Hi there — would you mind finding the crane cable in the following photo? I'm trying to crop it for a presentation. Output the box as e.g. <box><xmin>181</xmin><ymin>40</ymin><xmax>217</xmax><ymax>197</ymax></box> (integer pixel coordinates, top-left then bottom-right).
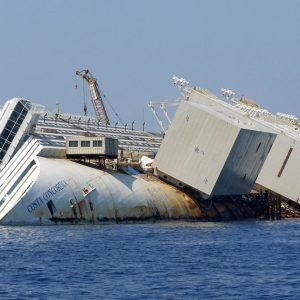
<box><xmin>75</xmin><ymin>74</ymin><xmax>87</xmax><ymax>116</ymax></box>
<box><xmin>74</xmin><ymin>73</ymin><xmax>88</xmax><ymax>116</ymax></box>
<box><xmin>82</xmin><ymin>77</ymin><xmax>88</xmax><ymax>116</ymax></box>
<box><xmin>102</xmin><ymin>93</ymin><xmax>124</xmax><ymax>126</ymax></box>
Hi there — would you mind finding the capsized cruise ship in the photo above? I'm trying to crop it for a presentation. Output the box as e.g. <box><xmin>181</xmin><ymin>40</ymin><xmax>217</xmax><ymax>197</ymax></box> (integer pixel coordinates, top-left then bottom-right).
<box><xmin>1</xmin><ymin>73</ymin><xmax>300</xmax><ymax>225</ymax></box>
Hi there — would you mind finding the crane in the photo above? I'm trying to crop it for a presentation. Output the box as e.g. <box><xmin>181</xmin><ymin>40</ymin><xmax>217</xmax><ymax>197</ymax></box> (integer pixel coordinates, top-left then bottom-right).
<box><xmin>76</xmin><ymin>69</ymin><xmax>110</xmax><ymax>125</ymax></box>
<box><xmin>148</xmin><ymin>101</ymin><xmax>166</xmax><ymax>133</ymax></box>
<box><xmin>148</xmin><ymin>99</ymin><xmax>182</xmax><ymax>133</ymax></box>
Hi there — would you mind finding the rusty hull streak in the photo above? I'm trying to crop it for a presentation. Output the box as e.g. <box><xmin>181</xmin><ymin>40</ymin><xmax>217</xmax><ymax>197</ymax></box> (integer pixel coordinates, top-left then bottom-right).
<box><xmin>145</xmin><ymin>176</ymin><xmax>203</xmax><ymax>219</ymax></box>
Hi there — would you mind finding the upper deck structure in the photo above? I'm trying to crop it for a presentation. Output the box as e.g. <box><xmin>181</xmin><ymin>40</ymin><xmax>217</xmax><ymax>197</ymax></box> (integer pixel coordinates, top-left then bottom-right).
<box><xmin>34</xmin><ymin>111</ymin><xmax>162</xmax><ymax>158</ymax></box>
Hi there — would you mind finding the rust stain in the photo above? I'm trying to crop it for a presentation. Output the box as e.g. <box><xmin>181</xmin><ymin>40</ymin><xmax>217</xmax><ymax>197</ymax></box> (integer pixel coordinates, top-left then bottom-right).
<box><xmin>187</xmin><ymin>199</ymin><xmax>198</xmax><ymax>210</ymax></box>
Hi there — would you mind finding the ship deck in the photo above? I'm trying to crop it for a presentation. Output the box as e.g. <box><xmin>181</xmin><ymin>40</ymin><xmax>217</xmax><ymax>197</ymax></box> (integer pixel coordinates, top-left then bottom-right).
<box><xmin>33</xmin><ymin>111</ymin><xmax>163</xmax><ymax>153</ymax></box>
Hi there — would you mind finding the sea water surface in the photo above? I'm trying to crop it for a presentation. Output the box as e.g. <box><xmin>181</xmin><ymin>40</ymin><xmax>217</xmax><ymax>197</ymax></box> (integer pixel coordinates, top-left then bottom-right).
<box><xmin>0</xmin><ymin>220</ymin><xmax>300</xmax><ymax>299</ymax></box>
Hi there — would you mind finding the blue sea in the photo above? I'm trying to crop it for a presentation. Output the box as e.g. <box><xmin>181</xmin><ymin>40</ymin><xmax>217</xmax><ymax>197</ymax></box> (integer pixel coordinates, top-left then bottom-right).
<box><xmin>0</xmin><ymin>220</ymin><xmax>300</xmax><ymax>299</ymax></box>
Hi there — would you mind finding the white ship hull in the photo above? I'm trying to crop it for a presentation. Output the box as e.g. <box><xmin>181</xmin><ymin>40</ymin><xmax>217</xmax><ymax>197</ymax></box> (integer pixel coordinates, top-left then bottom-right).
<box><xmin>0</xmin><ymin>157</ymin><xmax>201</xmax><ymax>225</ymax></box>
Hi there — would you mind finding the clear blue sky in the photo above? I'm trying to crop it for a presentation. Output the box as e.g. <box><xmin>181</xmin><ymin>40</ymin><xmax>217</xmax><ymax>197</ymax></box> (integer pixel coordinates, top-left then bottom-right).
<box><xmin>0</xmin><ymin>0</ymin><xmax>299</xmax><ymax>131</ymax></box>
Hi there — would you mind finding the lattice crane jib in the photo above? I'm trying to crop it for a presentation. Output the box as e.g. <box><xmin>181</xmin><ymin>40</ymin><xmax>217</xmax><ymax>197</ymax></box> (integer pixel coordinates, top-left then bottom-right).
<box><xmin>76</xmin><ymin>70</ymin><xmax>110</xmax><ymax>125</ymax></box>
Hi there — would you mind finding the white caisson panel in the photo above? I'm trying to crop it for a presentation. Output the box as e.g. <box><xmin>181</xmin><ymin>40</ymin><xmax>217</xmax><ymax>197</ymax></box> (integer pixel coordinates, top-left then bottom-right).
<box><xmin>256</xmin><ymin>133</ymin><xmax>300</xmax><ymax>202</ymax></box>
<box><xmin>154</xmin><ymin>89</ymin><xmax>276</xmax><ymax>198</ymax></box>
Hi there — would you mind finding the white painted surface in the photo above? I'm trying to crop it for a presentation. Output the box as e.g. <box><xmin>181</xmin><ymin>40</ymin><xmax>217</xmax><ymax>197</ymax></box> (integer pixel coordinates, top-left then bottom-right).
<box><xmin>257</xmin><ymin>134</ymin><xmax>300</xmax><ymax>201</ymax></box>
<box><xmin>0</xmin><ymin>157</ymin><xmax>201</xmax><ymax>224</ymax></box>
<box><xmin>66</xmin><ymin>136</ymin><xmax>118</xmax><ymax>156</ymax></box>
<box><xmin>0</xmin><ymin>98</ymin><xmax>43</xmax><ymax>168</ymax></box>
<box><xmin>154</xmin><ymin>90</ymin><xmax>276</xmax><ymax>197</ymax></box>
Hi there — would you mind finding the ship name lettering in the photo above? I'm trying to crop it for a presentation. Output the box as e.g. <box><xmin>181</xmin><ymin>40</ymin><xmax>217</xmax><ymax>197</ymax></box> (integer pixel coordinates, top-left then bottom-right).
<box><xmin>42</xmin><ymin>181</ymin><xmax>68</xmax><ymax>201</ymax></box>
<box><xmin>27</xmin><ymin>197</ymin><xmax>43</xmax><ymax>213</ymax></box>
<box><xmin>27</xmin><ymin>180</ymin><xmax>68</xmax><ymax>214</ymax></box>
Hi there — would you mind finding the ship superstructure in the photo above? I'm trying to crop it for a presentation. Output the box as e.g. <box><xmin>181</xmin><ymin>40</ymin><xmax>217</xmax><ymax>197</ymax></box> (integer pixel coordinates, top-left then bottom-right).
<box><xmin>34</xmin><ymin>110</ymin><xmax>163</xmax><ymax>158</ymax></box>
<box><xmin>0</xmin><ymin>98</ymin><xmax>43</xmax><ymax>169</ymax></box>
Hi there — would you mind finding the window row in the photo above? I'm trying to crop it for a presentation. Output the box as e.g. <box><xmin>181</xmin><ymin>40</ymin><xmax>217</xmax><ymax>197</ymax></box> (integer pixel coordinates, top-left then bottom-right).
<box><xmin>0</xmin><ymin>101</ymin><xmax>30</xmax><ymax>161</ymax></box>
<box><xmin>68</xmin><ymin>140</ymin><xmax>103</xmax><ymax>148</ymax></box>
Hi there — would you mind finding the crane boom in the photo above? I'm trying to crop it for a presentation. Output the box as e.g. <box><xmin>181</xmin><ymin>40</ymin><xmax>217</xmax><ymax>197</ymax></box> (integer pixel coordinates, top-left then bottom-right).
<box><xmin>148</xmin><ymin>101</ymin><xmax>166</xmax><ymax>133</ymax></box>
<box><xmin>148</xmin><ymin>99</ymin><xmax>181</xmax><ymax>132</ymax></box>
<box><xmin>76</xmin><ymin>69</ymin><xmax>110</xmax><ymax>124</ymax></box>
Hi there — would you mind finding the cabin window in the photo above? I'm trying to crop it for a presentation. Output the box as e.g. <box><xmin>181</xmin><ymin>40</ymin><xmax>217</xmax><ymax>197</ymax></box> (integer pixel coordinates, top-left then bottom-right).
<box><xmin>93</xmin><ymin>140</ymin><xmax>103</xmax><ymax>147</ymax></box>
<box><xmin>69</xmin><ymin>140</ymin><xmax>78</xmax><ymax>147</ymax></box>
<box><xmin>277</xmin><ymin>148</ymin><xmax>293</xmax><ymax>178</ymax></box>
<box><xmin>0</xmin><ymin>100</ymin><xmax>30</xmax><ymax>162</ymax></box>
<box><xmin>81</xmin><ymin>140</ymin><xmax>90</xmax><ymax>147</ymax></box>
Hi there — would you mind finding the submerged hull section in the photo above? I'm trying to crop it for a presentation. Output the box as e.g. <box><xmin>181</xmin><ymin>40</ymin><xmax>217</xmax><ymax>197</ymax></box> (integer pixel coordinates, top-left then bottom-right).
<box><xmin>1</xmin><ymin>157</ymin><xmax>202</xmax><ymax>225</ymax></box>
